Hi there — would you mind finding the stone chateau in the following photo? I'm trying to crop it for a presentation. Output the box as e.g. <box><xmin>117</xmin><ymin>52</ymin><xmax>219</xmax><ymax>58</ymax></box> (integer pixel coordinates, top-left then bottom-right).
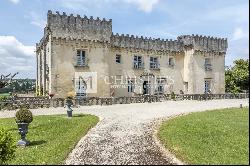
<box><xmin>36</xmin><ymin>10</ymin><xmax>228</xmax><ymax>98</ymax></box>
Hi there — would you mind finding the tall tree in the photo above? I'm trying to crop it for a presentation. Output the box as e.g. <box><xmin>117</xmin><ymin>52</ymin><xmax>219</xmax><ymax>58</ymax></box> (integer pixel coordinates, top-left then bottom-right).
<box><xmin>225</xmin><ymin>59</ymin><xmax>249</xmax><ymax>93</ymax></box>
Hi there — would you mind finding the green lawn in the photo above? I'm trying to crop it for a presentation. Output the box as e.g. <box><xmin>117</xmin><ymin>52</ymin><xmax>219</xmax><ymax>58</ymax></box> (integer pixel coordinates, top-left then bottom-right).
<box><xmin>158</xmin><ymin>107</ymin><xmax>249</xmax><ymax>165</ymax></box>
<box><xmin>0</xmin><ymin>114</ymin><xmax>99</xmax><ymax>165</ymax></box>
<box><xmin>0</xmin><ymin>93</ymin><xmax>10</xmax><ymax>97</ymax></box>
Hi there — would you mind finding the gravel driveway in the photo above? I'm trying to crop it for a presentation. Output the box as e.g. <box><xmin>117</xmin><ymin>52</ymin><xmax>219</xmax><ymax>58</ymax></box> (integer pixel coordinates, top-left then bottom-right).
<box><xmin>0</xmin><ymin>99</ymin><xmax>248</xmax><ymax>165</ymax></box>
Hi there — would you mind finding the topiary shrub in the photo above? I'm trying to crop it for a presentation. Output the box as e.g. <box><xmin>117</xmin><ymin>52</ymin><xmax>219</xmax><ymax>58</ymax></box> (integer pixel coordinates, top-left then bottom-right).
<box><xmin>15</xmin><ymin>108</ymin><xmax>33</xmax><ymax>123</ymax></box>
<box><xmin>0</xmin><ymin>128</ymin><xmax>16</xmax><ymax>164</ymax></box>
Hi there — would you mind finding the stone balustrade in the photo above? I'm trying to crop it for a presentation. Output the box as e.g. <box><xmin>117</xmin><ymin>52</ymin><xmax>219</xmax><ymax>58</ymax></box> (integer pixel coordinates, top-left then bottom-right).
<box><xmin>0</xmin><ymin>93</ymin><xmax>248</xmax><ymax>111</ymax></box>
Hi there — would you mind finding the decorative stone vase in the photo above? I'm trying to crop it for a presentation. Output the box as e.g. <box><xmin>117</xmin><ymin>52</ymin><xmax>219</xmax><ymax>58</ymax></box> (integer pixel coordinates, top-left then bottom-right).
<box><xmin>17</xmin><ymin>122</ymin><xmax>30</xmax><ymax>146</ymax></box>
<box><xmin>66</xmin><ymin>99</ymin><xmax>73</xmax><ymax>118</ymax></box>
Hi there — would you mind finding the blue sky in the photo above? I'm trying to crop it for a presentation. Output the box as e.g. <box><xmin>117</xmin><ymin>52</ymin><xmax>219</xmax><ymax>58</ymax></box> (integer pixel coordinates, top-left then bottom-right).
<box><xmin>0</xmin><ymin>0</ymin><xmax>249</xmax><ymax>78</ymax></box>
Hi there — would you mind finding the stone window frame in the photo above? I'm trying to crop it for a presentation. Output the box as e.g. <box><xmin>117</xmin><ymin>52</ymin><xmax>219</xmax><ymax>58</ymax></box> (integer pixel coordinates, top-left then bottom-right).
<box><xmin>133</xmin><ymin>55</ymin><xmax>144</xmax><ymax>69</ymax></box>
<box><xmin>168</xmin><ymin>57</ymin><xmax>175</xmax><ymax>68</ymax></box>
<box><xmin>74</xmin><ymin>77</ymin><xmax>87</xmax><ymax>97</ymax></box>
<box><xmin>155</xmin><ymin>78</ymin><xmax>166</xmax><ymax>94</ymax></box>
<box><xmin>127</xmin><ymin>80</ymin><xmax>135</xmax><ymax>93</ymax></box>
<box><xmin>204</xmin><ymin>58</ymin><xmax>212</xmax><ymax>71</ymax></box>
<box><xmin>75</xmin><ymin>49</ymin><xmax>89</xmax><ymax>67</ymax></box>
<box><xmin>204</xmin><ymin>78</ymin><xmax>212</xmax><ymax>94</ymax></box>
<box><xmin>150</xmin><ymin>56</ymin><xmax>160</xmax><ymax>69</ymax></box>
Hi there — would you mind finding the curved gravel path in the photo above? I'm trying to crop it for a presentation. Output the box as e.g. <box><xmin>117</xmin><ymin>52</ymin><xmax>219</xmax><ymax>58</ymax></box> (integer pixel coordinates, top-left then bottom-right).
<box><xmin>0</xmin><ymin>99</ymin><xmax>248</xmax><ymax>164</ymax></box>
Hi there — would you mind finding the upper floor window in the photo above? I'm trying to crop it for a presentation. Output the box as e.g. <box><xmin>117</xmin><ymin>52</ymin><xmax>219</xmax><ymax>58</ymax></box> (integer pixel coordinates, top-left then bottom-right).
<box><xmin>76</xmin><ymin>50</ymin><xmax>86</xmax><ymax>66</ymax></box>
<box><xmin>168</xmin><ymin>57</ymin><xmax>175</xmax><ymax>67</ymax></box>
<box><xmin>150</xmin><ymin>57</ymin><xmax>160</xmax><ymax>69</ymax></box>
<box><xmin>205</xmin><ymin>58</ymin><xmax>212</xmax><ymax>71</ymax></box>
<box><xmin>134</xmin><ymin>56</ymin><xmax>144</xmax><ymax>69</ymax></box>
<box><xmin>116</xmin><ymin>54</ymin><xmax>121</xmax><ymax>64</ymax></box>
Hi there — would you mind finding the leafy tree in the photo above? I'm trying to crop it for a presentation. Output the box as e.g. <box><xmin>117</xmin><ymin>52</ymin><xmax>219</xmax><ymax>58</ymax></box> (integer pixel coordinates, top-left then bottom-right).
<box><xmin>225</xmin><ymin>59</ymin><xmax>249</xmax><ymax>93</ymax></box>
<box><xmin>0</xmin><ymin>73</ymin><xmax>18</xmax><ymax>89</ymax></box>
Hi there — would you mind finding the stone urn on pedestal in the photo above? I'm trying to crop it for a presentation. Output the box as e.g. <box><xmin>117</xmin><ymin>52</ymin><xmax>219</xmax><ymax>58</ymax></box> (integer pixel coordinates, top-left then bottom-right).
<box><xmin>15</xmin><ymin>108</ymin><xmax>33</xmax><ymax>146</ymax></box>
<box><xmin>65</xmin><ymin>96</ymin><xmax>74</xmax><ymax>118</ymax></box>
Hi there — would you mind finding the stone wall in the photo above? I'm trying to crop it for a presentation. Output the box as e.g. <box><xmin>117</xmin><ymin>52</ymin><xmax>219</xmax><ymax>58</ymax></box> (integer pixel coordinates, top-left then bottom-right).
<box><xmin>47</xmin><ymin>10</ymin><xmax>112</xmax><ymax>42</ymax></box>
<box><xmin>111</xmin><ymin>33</ymin><xmax>183</xmax><ymax>52</ymax></box>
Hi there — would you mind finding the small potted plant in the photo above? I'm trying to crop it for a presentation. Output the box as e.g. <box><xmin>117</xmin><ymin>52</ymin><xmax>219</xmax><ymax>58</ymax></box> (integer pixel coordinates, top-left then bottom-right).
<box><xmin>170</xmin><ymin>91</ymin><xmax>176</xmax><ymax>101</ymax></box>
<box><xmin>15</xmin><ymin>107</ymin><xmax>33</xmax><ymax>146</ymax></box>
<box><xmin>65</xmin><ymin>91</ymin><xmax>75</xmax><ymax>118</ymax></box>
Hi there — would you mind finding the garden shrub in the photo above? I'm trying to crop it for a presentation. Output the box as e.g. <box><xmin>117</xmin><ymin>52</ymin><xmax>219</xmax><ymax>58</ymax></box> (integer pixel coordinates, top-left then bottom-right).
<box><xmin>0</xmin><ymin>128</ymin><xmax>16</xmax><ymax>164</ymax></box>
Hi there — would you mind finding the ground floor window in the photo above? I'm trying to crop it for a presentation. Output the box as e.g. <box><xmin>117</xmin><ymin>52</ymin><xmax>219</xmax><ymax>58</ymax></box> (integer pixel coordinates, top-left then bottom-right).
<box><xmin>75</xmin><ymin>77</ymin><xmax>87</xmax><ymax>97</ymax></box>
<box><xmin>204</xmin><ymin>79</ymin><xmax>211</xmax><ymax>94</ymax></box>
<box><xmin>128</xmin><ymin>80</ymin><xmax>135</xmax><ymax>92</ymax></box>
<box><xmin>156</xmin><ymin>79</ymin><xmax>165</xmax><ymax>94</ymax></box>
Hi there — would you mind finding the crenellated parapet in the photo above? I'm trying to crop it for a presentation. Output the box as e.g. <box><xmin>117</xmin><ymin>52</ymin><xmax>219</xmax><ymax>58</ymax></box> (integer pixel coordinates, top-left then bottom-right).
<box><xmin>111</xmin><ymin>33</ymin><xmax>183</xmax><ymax>52</ymax></box>
<box><xmin>47</xmin><ymin>10</ymin><xmax>112</xmax><ymax>42</ymax></box>
<box><xmin>37</xmin><ymin>10</ymin><xmax>228</xmax><ymax>54</ymax></box>
<box><xmin>177</xmin><ymin>34</ymin><xmax>228</xmax><ymax>53</ymax></box>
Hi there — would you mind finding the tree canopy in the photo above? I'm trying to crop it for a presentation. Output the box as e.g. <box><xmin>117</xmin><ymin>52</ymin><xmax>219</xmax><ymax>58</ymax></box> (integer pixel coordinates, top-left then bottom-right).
<box><xmin>0</xmin><ymin>73</ymin><xmax>18</xmax><ymax>89</ymax></box>
<box><xmin>225</xmin><ymin>59</ymin><xmax>249</xmax><ymax>93</ymax></box>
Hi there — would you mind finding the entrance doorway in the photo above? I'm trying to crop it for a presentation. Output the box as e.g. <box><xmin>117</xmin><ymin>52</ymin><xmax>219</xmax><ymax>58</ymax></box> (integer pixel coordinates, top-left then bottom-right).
<box><xmin>143</xmin><ymin>81</ymin><xmax>150</xmax><ymax>94</ymax></box>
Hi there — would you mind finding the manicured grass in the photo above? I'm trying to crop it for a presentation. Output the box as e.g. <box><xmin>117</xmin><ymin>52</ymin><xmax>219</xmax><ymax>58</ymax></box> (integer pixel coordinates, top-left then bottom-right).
<box><xmin>0</xmin><ymin>93</ymin><xmax>10</xmax><ymax>97</ymax></box>
<box><xmin>158</xmin><ymin>107</ymin><xmax>249</xmax><ymax>165</ymax></box>
<box><xmin>0</xmin><ymin>114</ymin><xmax>99</xmax><ymax>165</ymax></box>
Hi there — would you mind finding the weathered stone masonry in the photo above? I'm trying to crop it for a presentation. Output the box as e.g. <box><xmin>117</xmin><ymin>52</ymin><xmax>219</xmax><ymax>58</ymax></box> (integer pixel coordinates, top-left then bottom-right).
<box><xmin>36</xmin><ymin>10</ymin><xmax>227</xmax><ymax>98</ymax></box>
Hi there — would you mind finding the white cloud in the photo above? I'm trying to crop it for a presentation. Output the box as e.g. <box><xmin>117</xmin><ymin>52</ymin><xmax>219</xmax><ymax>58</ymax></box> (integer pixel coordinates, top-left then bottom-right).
<box><xmin>124</xmin><ymin>0</ymin><xmax>159</xmax><ymax>12</ymax></box>
<box><xmin>232</xmin><ymin>27</ymin><xmax>246</xmax><ymax>41</ymax></box>
<box><xmin>29</xmin><ymin>11</ymin><xmax>46</xmax><ymax>29</ymax></box>
<box><xmin>8</xmin><ymin>0</ymin><xmax>19</xmax><ymax>4</ymax></box>
<box><xmin>0</xmin><ymin>36</ymin><xmax>35</xmax><ymax>78</ymax></box>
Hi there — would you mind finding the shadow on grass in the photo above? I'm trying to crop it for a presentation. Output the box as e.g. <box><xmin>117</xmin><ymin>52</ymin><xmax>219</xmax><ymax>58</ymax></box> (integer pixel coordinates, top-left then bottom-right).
<box><xmin>73</xmin><ymin>114</ymin><xmax>87</xmax><ymax>117</ymax></box>
<box><xmin>29</xmin><ymin>140</ymin><xmax>47</xmax><ymax>146</ymax></box>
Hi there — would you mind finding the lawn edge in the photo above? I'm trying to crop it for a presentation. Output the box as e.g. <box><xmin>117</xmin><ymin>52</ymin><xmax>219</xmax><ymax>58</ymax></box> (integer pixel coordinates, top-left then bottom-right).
<box><xmin>152</xmin><ymin>114</ymin><xmax>189</xmax><ymax>165</ymax></box>
<box><xmin>63</xmin><ymin>115</ymin><xmax>103</xmax><ymax>164</ymax></box>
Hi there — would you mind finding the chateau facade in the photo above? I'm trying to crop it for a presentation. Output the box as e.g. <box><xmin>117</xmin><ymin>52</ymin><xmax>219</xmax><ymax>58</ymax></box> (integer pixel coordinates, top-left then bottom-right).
<box><xmin>36</xmin><ymin>11</ymin><xmax>228</xmax><ymax>98</ymax></box>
